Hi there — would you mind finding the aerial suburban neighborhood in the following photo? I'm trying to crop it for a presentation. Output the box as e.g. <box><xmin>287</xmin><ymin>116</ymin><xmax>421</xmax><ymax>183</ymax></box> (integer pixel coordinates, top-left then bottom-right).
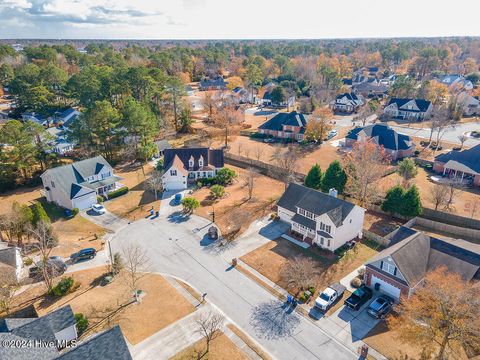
<box><xmin>0</xmin><ymin>2</ymin><xmax>480</xmax><ymax>360</ymax></box>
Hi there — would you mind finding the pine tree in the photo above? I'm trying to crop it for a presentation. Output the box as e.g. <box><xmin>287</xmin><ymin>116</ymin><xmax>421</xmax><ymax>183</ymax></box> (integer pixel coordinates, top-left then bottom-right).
<box><xmin>401</xmin><ymin>185</ymin><xmax>423</xmax><ymax>217</ymax></box>
<box><xmin>304</xmin><ymin>164</ymin><xmax>323</xmax><ymax>190</ymax></box>
<box><xmin>381</xmin><ymin>185</ymin><xmax>405</xmax><ymax>215</ymax></box>
<box><xmin>32</xmin><ymin>202</ymin><xmax>50</xmax><ymax>226</ymax></box>
<box><xmin>321</xmin><ymin>160</ymin><xmax>347</xmax><ymax>193</ymax></box>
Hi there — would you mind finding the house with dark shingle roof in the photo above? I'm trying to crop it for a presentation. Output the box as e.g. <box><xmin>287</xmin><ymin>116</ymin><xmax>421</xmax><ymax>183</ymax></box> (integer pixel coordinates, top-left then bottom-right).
<box><xmin>330</xmin><ymin>92</ymin><xmax>365</xmax><ymax>114</ymax></box>
<box><xmin>365</xmin><ymin>227</ymin><xmax>480</xmax><ymax>300</ymax></box>
<box><xmin>0</xmin><ymin>306</ymin><xmax>132</xmax><ymax>360</ymax></box>
<box><xmin>199</xmin><ymin>76</ymin><xmax>228</xmax><ymax>91</ymax></box>
<box><xmin>352</xmin><ymin>82</ymin><xmax>389</xmax><ymax>99</ymax></box>
<box><xmin>433</xmin><ymin>144</ymin><xmax>480</xmax><ymax>186</ymax></box>
<box><xmin>277</xmin><ymin>183</ymin><xmax>365</xmax><ymax>250</ymax></box>
<box><xmin>345</xmin><ymin>124</ymin><xmax>415</xmax><ymax>160</ymax></box>
<box><xmin>258</xmin><ymin>111</ymin><xmax>308</xmax><ymax>141</ymax></box>
<box><xmin>162</xmin><ymin>148</ymin><xmax>224</xmax><ymax>190</ymax></box>
<box><xmin>41</xmin><ymin>156</ymin><xmax>122</xmax><ymax>210</ymax></box>
<box><xmin>383</xmin><ymin>98</ymin><xmax>433</xmax><ymax>121</ymax></box>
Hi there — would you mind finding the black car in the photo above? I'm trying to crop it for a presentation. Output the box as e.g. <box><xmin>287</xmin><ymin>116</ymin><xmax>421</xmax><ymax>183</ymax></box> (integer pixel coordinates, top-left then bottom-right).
<box><xmin>70</xmin><ymin>248</ymin><xmax>97</xmax><ymax>262</ymax></box>
<box><xmin>367</xmin><ymin>296</ymin><xmax>393</xmax><ymax>319</ymax></box>
<box><xmin>344</xmin><ymin>285</ymin><xmax>373</xmax><ymax>310</ymax></box>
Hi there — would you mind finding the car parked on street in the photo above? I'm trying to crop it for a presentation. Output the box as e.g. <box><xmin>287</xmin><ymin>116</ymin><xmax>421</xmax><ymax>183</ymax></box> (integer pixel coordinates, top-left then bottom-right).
<box><xmin>70</xmin><ymin>248</ymin><xmax>97</xmax><ymax>262</ymax></box>
<box><xmin>367</xmin><ymin>295</ymin><xmax>393</xmax><ymax>319</ymax></box>
<box><xmin>92</xmin><ymin>204</ymin><xmax>106</xmax><ymax>215</ymax></box>
<box><xmin>344</xmin><ymin>285</ymin><xmax>373</xmax><ymax>310</ymax></box>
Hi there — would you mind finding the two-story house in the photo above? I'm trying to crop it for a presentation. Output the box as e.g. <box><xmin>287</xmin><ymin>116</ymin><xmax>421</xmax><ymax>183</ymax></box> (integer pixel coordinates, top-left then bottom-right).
<box><xmin>41</xmin><ymin>156</ymin><xmax>122</xmax><ymax>210</ymax></box>
<box><xmin>199</xmin><ymin>76</ymin><xmax>228</xmax><ymax>91</ymax></box>
<box><xmin>438</xmin><ymin>74</ymin><xmax>474</xmax><ymax>91</ymax></box>
<box><xmin>365</xmin><ymin>227</ymin><xmax>480</xmax><ymax>301</ymax></box>
<box><xmin>276</xmin><ymin>183</ymin><xmax>365</xmax><ymax>251</ymax></box>
<box><xmin>457</xmin><ymin>92</ymin><xmax>480</xmax><ymax>116</ymax></box>
<box><xmin>330</xmin><ymin>92</ymin><xmax>365</xmax><ymax>114</ymax></box>
<box><xmin>383</xmin><ymin>98</ymin><xmax>433</xmax><ymax>121</ymax></box>
<box><xmin>162</xmin><ymin>148</ymin><xmax>224</xmax><ymax>191</ymax></box>
<box><xmin>258</xmin><ymin>111</ymin><xmax>308</xmax><ymax>141</ymax></box>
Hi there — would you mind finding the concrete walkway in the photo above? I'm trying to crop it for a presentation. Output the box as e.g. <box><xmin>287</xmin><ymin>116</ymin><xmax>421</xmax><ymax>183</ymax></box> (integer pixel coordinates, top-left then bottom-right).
<box><xmin>80</xmin><ymin>209</ymin><xmax>128</xmax><ymax>232</ymax></box>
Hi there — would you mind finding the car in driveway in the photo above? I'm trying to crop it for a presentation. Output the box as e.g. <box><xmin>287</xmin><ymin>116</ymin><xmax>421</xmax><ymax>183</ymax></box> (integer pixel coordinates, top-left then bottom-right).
<box><xmin>367</xmin><ymin>295</ymin><xmax>393</xmax><ymax>319</ymax></box>
<box><xmin>92</xmin><ymin>204</ymin><xmax>106</xmax><ymax>215</ymax></box>
<box><xmin>327</xmin><ymin>129</ymin><xmax>338</xmax><ymax>139</ymax></box>
<box><xmin>344</xmin><ymin>285</ymin><xmax>373</xmax><ymax>310</ymax></box>
<box><xmin>70</xmin><ymin>248</ymin><xmax>97</xmax><ymax>262</ymax></box>
<box><xmin>314</xmin><ymin>283</ymin><xmax>346</xmax><ymax>312</ymax></box>
<box><xmin>29</xmin><ymin>258</ymin><xmax>67</xmax><ymax>278</ymax></box>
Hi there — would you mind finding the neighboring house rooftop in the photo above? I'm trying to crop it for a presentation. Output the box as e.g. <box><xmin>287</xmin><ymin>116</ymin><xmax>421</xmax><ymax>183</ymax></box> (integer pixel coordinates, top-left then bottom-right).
<box><xmin>154</xmin><ymin>139</ymin><xmax>172</xmax><ymax>152</ymax></box>
<box><xmin>346</xmin><ymin>124</ymin><xmax>413</xmax><ymax>151</ymax></box>
<box><xmin>332</xmin><ymin>92</ymin><xmax>364</xmax><ymax>106</ymax></box>
<box><xmin>258</xmin><ymin>111</ymin><xmax>308</xmax><ymax>132</ymax></box>
<box><xmin>57</xmin><ymin>325</ymin><xmax>132</xmax><ymax>360</ymax></box>
<box><xmin>200</xmin><ymin>76</ymin><xmax>227</xmax><ymax>88</ymax></box>
<box><xmin>367</xmin><ymin>227</ymin><xmax>480</xmax><ymax>287</ymax></box>
<box><xmin>277</xmin><ymin>183</ymin><xmax>356</xmax><ymax>228</ymax></box>
<box><xmin>435</xmin><ymin>144</ymin><xmax>480</xmax><ymax>173</ymax></box>
<box><xmin>0</xmin><ymin>245</ymin><xmax>18</xmax><ymax>268</ymax></box>
<box><xmin>353</xmin><ymin>82</ymin><xmax>388</xmax><ymax>94</ymax></box>
<box><xmin>386</xmin><ymin>98</ymin><xmax>432</xmax><ymax>113</ymax></box>
<box><xmin>164</xmin><ymin>148</ymin><xmax>224</xmax><ymax>172</ymax></box>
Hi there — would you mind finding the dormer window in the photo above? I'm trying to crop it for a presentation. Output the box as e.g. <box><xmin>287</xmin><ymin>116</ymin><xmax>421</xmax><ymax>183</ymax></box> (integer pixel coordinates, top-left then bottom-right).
<box><xmin>381</xmin><ymin>261</ymin><xmax>397</xmax><ymax>275</ymax></box>
<box><xmin>87</xmin><ymin>175</ymin><xmax>95</xmax><ymax>182</ymax></box>
<box><xmin>188</xmin><ymin>157</ymin><xmax>194</xmax><ymax>168</ymax></box>
<box><xmin>199</xmin><ymin>156</ymin><xmax>204</xmax><ymax>167</ymax></box>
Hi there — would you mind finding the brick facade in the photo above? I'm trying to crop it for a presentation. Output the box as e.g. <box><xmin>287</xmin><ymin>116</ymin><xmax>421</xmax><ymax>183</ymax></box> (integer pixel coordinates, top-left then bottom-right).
<box><xmin>365</xmin><ymin>266</ymin><xmax>411</xmax><ymax>299</ymax></box>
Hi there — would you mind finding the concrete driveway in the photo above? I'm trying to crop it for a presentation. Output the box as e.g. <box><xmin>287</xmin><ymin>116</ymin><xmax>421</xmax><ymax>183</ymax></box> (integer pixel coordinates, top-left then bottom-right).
<box><xmin>110</xmin><ymin>214</ymin><xmax>358</xmax><ymax>360</ymax></box>
<box><xmin>81</xmin><ymin>209</ymin><xmax>128</xmax><ymax>232</ymax></box>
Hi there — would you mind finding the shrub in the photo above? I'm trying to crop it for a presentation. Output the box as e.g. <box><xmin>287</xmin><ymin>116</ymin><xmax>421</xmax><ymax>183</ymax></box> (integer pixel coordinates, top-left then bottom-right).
<box><xmin>96</xmin><ymin>196</ymin><xmax>104</xmax><ymax>203</ymax></box>
<box><xmin>23</xmin><ymin>257</ymin><xmax>33</xmax><ymax>266</ymax></box>
<box><xmin>298</xmin><ymin>293</ymin><xmax>307</xmax><ymax>302</ymax></box>
<box><xmin>210</xmin><ymin>184</ymin><xmax>225</xmax><ymax>199</ymax></box>
<box><xmin>414</xmin><ymin>150</ymin><xmax>420</xmax><ymax>156</ymax></box>
<box><xmin>198</xmin><ymin>177</ymin><xmax>217</xmax><ymax>187</ymax></box>
<box><xmin>357</xmin><ymin>268</ymin><xmax>366</xmax><ymax>277</ymax></box>
<box><xmin>72</xmin><ymin>208</ymin><xmax>79</xmax><ymax>216</ymax></box>
<box><xmin>308</xmin><ymin>286</ymin><xmax>316</xmax><ymax>295</ymax></box>
<box><xmin>74</xmin><ymin>313</ymin><xmax>89</xmax><ymax>335</ymax></box>
<box><xmin>32</xmin><ymin>202</ymin><xmax>50</xmax><ymax>226</ymax></box>
<box><xmin>350</xmin><ymin>277</ymin><xmax>362</xmax><ymax>288</ymax></box>
<box><xmin>51</xmin><ymin>277</ymin><xmax>75</xmax><ymax>296</ymax></box>
<box><xmin>181</xmin><ymin>197</ymin><xmax>200</xmax><ymax>214</ymax></box>
<box><xmin>107</xmin><ymin>187</ymin><xmax>129</xmax><ymax>199</ymax></box>
<box><xmin>216</xmin><ymin>168</ymin><xmax>237</xmax><ymax>185</ymax></box>
<box><xmin>156</xmin><ymin>158</ymin><xmax>164</xmax><ymax>171</ymax></box>
<box><xmin>111</xmin><ymin>252</ymin><xmax>123</xmax><ymax>275</ymax></box>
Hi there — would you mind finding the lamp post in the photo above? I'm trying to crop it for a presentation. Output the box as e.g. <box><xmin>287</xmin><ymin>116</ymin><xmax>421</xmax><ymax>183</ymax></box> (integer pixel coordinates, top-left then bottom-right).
<box><xmin>211</xmin><ymin>205</ymin><xmax>215</xmax><ymax>223</ymax></box>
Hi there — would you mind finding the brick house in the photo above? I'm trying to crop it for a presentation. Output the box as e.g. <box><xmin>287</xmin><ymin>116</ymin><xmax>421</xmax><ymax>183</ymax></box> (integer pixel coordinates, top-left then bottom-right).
<box><xmin>433</xmin><ymin>144</ymin><xmax>480</xmax><ymax>187</ymax></box>
<box><xmin>258</xmin><ymin>111</ymin><xmax>308</xmax><ymax>141</ymax></box>
<box><xmin>345</xmin><ymin>124</ymin><xmax>415</xmax><ymax>160</ymax></box>
<box><xmin>365</xmin><ymin>227</ymin><xmax>480</xmax><ymax>301</ymax></box>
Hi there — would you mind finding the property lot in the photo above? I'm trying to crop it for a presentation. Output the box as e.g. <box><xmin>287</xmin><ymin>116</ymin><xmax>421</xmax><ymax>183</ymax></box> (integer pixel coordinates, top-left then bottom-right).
<box><xmin>170</xmin><ymin>333</ymin><xmax>248</xmax><ymax>360</ymax></box>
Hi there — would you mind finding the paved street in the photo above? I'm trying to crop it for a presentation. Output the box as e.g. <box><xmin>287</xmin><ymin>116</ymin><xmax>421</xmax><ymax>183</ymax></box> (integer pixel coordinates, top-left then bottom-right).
<box><xmin>109</xmin><ymin>203</ymin><xmax>358</xmax><ymax>360</ymax></box>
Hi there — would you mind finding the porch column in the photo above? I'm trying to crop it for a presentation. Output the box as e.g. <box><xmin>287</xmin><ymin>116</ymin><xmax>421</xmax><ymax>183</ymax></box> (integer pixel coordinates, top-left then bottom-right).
<box><xmin>461</xmin><ymin>172</ymin><xmax>465</xmax><ymax>180</ymax></box>
<box><xmin>443</xmin><ymin>167</ymin><xmax>446</xmax><ymax>175</ymax></box>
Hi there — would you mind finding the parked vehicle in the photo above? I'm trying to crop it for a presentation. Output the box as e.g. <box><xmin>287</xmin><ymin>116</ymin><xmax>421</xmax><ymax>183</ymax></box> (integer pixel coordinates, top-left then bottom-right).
<box><xmin>92</xmin><ymin>204</ymin><xmax>106</xmax><ymax>215</ymax></box>
<box><xmin>314</xmin><ymin>283</ymin><xmax>346</xmax><ymax>311</ymax></box>
<box><xmin>367</xmin><ymin>295</ymin><xmax>393</xmax><ymax>319</ymax></box>
<box><xmin>29</xmin><ymin>258</ymin><xmax>67</xmax><ymax>278</ymax></box>
<box><xmin>174</xmin><ymin>193</ymin><xmax>183</xmax><ymax>205</ymax></box>
<box><xmin>208</xmin><ymin>226</ymin><xmax>218</xmax><ymax>240</ymax></box>
<box><xmin>263</xmin><ymin>137</ymin><xmax>275</xmax><ymax>143</ymax></box>
<box><xmin>70</xmin><ymin>248</ymin><xmax>97</xmax><ymax>262</ymax></box>
<box><xmin>344</xmin><ymin>285</ymin><xmax>373</xmax><ymax>310</ymax></box>
<box><xmin>327</xmin><ymin>130</ymin><xmax>338</xmax><ymax>139</ymax></box>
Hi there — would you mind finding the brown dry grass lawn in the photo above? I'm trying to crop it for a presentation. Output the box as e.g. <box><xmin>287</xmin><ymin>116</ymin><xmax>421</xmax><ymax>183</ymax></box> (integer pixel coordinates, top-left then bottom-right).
<box><xmin>170</xmin><ymin>333</ymin><xmax>248</xmax><ymax>360</ymax></box>
<box><xmin>12</xmin><ymin>268</ymin><xmax>195</xmax><ymax>345</ymax></box>
<box><xmin>104</xmin><ymin>162</ymin><xmax>161</xmax><ymax>221</ymax></box>
<box><xmin>240</xmin><ymin>238</ymin><xmax>379</xmax><ymax>298</ymax></box>
<box><xmin>193</xmin><ymin>165</ymin><xmax>284</xmax><ymax>238</ymax></box>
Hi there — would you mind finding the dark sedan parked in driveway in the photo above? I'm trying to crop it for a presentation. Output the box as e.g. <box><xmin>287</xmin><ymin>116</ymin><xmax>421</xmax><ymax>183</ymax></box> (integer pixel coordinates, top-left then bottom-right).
<box><xmin>344</xmin><ymin>285</ymin><xmax>373</xmax><ymax>310</ymax></box>
<box><xmin>367</xmin><ymin>295</ymin><xmax>393</xmax><ymax>319</ymax></box>
<box><xmin>70</xmin><ymin>248</ymin><xmax>97</xmax><ymax>262</ymax></box>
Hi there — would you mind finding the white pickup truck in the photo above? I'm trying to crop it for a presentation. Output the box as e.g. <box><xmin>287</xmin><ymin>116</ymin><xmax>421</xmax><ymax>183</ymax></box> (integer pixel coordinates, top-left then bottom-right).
<box><xmin>314</xmin><ymin>283</ymin><xmax>346</xmax><ymax>312</ymax></box>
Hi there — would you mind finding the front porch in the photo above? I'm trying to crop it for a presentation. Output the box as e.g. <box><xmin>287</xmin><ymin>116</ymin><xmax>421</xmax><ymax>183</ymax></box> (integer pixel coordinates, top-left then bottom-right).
<box><xmin>83</xmin><ymin>175</ymin><xmax>124</xmax><ymax>196</ymax></box>
<box><xmin>290</xmin><ymin>222</ymin><xmax>316</xmax><ymax>245</ymax></box>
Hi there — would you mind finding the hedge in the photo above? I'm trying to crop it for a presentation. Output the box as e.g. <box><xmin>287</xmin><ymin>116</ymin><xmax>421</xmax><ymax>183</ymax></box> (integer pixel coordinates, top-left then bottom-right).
<box><xmin>108</xmin><ymin>187</ymin><xmax>129</xmax><ymax>199</ymax></box>
<box><xmin>51</xmin><ymin>277</ymin><xmax>74</xmax><ymax>296</ymax></box>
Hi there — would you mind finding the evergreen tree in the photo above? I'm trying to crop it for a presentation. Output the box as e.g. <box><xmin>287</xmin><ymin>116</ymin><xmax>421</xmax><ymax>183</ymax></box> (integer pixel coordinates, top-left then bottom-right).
<box><xmin>401</xmin><ymin>185</ymin><xmax>423</xmax><ymax>217</ymax></box>
<box><xmin>32</xmin><ymin>202</ymin><xmax>50</xmax><ymax>226</ymax></box>
<box><xmin>304</xmin><ymin>164</ymin><xmax>323</xmax><ymax>190</ymax></box>
<box><xmin>321</xmin><ymin>160</ymin><xmax>347</xmax><ymax>193</ymax></box>
<box><xmin>381</xmin><ymin>185</ymin><xmax>405</xmax><ymax>215</ymax></box>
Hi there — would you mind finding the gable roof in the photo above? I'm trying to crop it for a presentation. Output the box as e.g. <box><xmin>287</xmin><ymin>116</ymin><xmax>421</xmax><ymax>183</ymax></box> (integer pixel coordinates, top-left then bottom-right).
<box><xmin>386</xmin><ymin>98</ymin><xmax>431</xmax><ymax>113</ymax></box>
<box><xmin>57</xmin><ymin>326</ymin><xmax>132</xmax><ymax>360</ymax></box>
<box><xmin>0</xmin><ymin>245</ymin><xmax>18</xmax><ymax>267</ymax></box>
<box><xmin>277</xmin><ymin>183</ymin><xmax>358</xmax><ymax>228</ymax></box>
<box><xmin>435</xmin><ymin>144</ymin><xmax>480</xmax><ymax>173</ymax></box>
<box><xmin>200</xmin><ymin>76</ymin><xmax>227</xmax><ymax>88</ymax></box>
<box><xmin>332</xmin><ymin>92</ymin><xmax>364</xmax><ymax>106</ymax></box>
<box><xmin>258</xmin><ymin>111</ymin><xmax>308</xmax><ymax>132</ymax></box>
<box><xmin>353</xmin><ymin>82</ymin><xmax>389</xmax><ymax>94</ymax></box>
<box><xmin>346</xmin><ymin>124</ymin><xmax>413</xmax><ymax>151</ymax></box>
<box><xmin>367</xmin><ymin>228</ymin><xmax>480</xmax><ymax>286</ymax></box>
<box><xmin>41</xmin><ymin>156</ymin><xmax>112</xmax><ymax>200</ymax></box>
<box><xmin>164</xmin><ymin>148</ymin><xmax>224</xmax><ymax>172</ymax></box>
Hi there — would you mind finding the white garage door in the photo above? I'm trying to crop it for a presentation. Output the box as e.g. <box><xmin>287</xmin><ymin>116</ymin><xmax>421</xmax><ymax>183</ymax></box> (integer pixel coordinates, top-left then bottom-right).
<box><xmin>165</xmin><ymin>180</ymin><xmax>187</xmax><ymax>191</ymax></box>
<box><xmin>371</xmin><ymin>275</ymin><xmax>401</xmax><ymax>300</ymax></box>
<box><xmin>72</xmin><ymin>192</ymin><xmax>97</xmax><ymax>210</ymax></box>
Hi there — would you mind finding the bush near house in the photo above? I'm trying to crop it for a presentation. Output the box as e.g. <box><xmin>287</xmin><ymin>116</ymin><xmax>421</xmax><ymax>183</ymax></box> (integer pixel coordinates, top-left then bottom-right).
<box><xmin>51</xmin><ymin>277</ymin><xmax>75</xmax><ymax>296</ymax></box>
<box><xmin>96</xmin><ymin>196</ymin><xmax>104</xmax><ymax>203</ymax></box>
<box><xmin>72</xmin><ymin>207</ymin><xmax>80</xmax><ymax>216</ymax></box>
<box><xmin>74</xmin><ymin>313</ymin><xmax>89</xmax><ymax>335</ymax></box>
<box><xmin>215</xmin><ymin>168</ymin><xmax>237</xmax><ymax>186</ymax></box>
<box><xmin>107</xmin><ymin>187</ymin><xmax>129</xmax><ymax>200</ymax></box>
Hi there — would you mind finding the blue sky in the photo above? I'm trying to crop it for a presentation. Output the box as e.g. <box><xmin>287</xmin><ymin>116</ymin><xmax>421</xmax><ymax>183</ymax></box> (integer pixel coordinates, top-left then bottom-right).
<box><xmin>0</xmin><ymin>0</ymin><xmax>479</xmax><ymax>39</ymax></box>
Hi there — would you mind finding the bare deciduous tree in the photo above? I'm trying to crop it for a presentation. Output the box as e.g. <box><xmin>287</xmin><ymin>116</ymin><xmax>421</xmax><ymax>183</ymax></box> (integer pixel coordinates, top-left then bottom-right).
<box><xmin>444</xmin><ymin>179</ymin><xmax>463</xmax><ymax>212</ymax></box>
<box><xmin>429</xmin><ymin>184</ymin><xmax>449</xmax><ymax>211</ymax></box>
<box><xmin>304</xmin><ymin>107</ymin><xmax>333</xmax><ymax>142</ymax></box>
<box><xmin>122</xmin><ymin>244</ymin><xmax>151</xmax><ymax>302</ymax></box>
<box><xmin>196</xmin><ymin>311</ymin><xmax>225</xmax><ymax>357</ymax></box>
<box><xmin>458</xmin><ymin>134</ymin><xmax>468</xmax><ymax>149</ymax></box>
<box><xmin>254</xmin><ymin>146</ymin><xmax>264</xmax><ymax>162</ymax></box>
<box><xmin>0</xmin><ymin>271</ymin><xmax>20</xmax><ymax>315</ymax></box>
<box><xmin>271</xmin><ymin>145</ymin><xmax>299</xmax><ymax>188</ymax></box>
<box><xmin>201</xmin><ymin>91</ymin><xmax>217</xmax><ymax>122</ymax></box>
<box><xmin>236</xmin><ymin>141</ymin><xmax>243</xmax><ymax>156</ymax></box>
<box><xmin>280</xmin><ymin>256</ymin><xmax>319</xmax><ymax>292</ymax></box>
<box><xmin>428</xmin><ymin>106</ymin><xmax>456</xmax><ymax>153</ymax></box>
<box><xmin>213</xmin><ymin>98</ymin><xmax>243</xmax><ymax>148</ymax></box>
<box><xmin>243</xmin><ymin>168</ymin><xmax>257</xmax><ymax>200</ymax></box>
<box><xmin>145</xmin><ymin>170</ymin><xmax>164</xmax><ymax>199</ymax></box>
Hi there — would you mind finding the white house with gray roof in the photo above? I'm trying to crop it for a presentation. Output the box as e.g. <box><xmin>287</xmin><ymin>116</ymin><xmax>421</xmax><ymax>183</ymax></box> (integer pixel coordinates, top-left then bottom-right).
<box><xmin>41</xmin><ymin>156</ymin><xmax>122</xmax><ymax>210</ymax></box>
<box><xmin>277</xmin><ymin>183</ymin><xmax>365</xmax><ymax>251</ymax></box>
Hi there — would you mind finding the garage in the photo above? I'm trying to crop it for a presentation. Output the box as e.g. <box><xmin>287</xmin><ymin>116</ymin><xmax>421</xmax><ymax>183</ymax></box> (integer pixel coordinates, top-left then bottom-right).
<box><xmin>163</xmin><ymin>179</ymin><xmax>187</xmax><ymax>191</ymax></box>
<box><xmin>371</xmin><ymin>275</ymin><xmax>401</xmax><ymax>300</ymax></box>
<box><xmin>72</xmin><ymin>192</ymin><xmax>97</xmax><ymax>210</ymax></box>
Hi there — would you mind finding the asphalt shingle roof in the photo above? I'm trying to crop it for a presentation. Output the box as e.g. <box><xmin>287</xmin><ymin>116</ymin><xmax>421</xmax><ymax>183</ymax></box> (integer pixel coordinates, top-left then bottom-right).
<box><xmin>164</xmin><ymin>148</ymin><xmax>224</xmax><ymax>172</ymax></box>
<box><xmin>346</xmin><ymin>124</ymin><xmax>413</xmax><ymax>151</ymax></box>
<box><xmin>435</xmin><ymin>144</ymin><xmax>480</xmax><ymax>173</ymax></box>
<box><xmin>386</xmin><ymin>98</ymin><xmax>431</xmax><ymax>113</ymax></box>
<box><xmin>258</xmin><ymin>111</ymin><xmax>308</xmax><ymax>132</ymax></box>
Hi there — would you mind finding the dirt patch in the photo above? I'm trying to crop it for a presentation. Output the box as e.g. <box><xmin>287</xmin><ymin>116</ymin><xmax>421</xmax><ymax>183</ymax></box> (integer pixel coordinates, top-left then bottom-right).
<box><xmin>240</xmin><ymin>238</ymin><xmax>378</xmax><ymax>299</ymax></box>
<box><xmin>12</xmin><ymin>268</ymin><xmax>195</xmax><ymax>345</ymax></box>
<box><xmin>170</xmin><ymin>333</ymin><xmax>248</xmax><ymax>360</ymax></box>
<box><xmin>0</xmin><ymin>186</ymin><xmax>43</xmax><ymax>215</ymax></box>
<box><xmin>364</xmin><ymin>211</ymin><xmax>403</xmax><ymax>236</ymax></box>
<box><xmin>193</xmin><ymin>165</ymin><xmax>284</xmax><ymax>238</ymax></box>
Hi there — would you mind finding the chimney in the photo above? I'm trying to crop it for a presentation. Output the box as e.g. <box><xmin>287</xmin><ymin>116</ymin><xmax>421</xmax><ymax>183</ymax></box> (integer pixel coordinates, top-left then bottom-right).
<box><xmin>328</xmin><ymin>188</ymin><xmax>338</xmax><ymax>198</ymax></box>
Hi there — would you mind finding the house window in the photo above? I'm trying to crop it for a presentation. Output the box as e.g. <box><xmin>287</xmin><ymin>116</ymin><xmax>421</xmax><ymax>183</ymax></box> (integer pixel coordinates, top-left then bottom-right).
<box><xmin>381</xmin><ymin>261</ymin><xmax>396</xmax><ymax>275</ymax></box>
<box><xmin>327</xmin><ymin>240</ymin><xmax>331</xmax><ymax>247</ymax></box>
<box><xmin>189</xmin><ymin>159</ymin><xmax>194</xmax><ymax>168</ymax></box>
<box><xmin>325</xmin><ymin>225</ymin><xmax>331</xmax><ymax>234</ymax></box>
<box><xmin>51</xmin><ymin>181</ymin><xmax>55</xmax><ymax>188</ymax></box>
<box><xmin>320</xmin><ymin>237</ymin><xmax>324</xmax><ymax>245</ymax></box>
<box><xmin>199</xmin><ymin>158</ymin><xmax>204</xmax><ymax>167</ymax></box>
<box><xmin>320</xmin><ymin>222</ymin><xmax>325</xmax><ymax>231</ymax></box>
<box><xmin>170</xmin><ymin>169</ymin><xmax>177</xmax><ymax>176</ymax></box>
<box><xmin>203</xmin><ymin>171</ymin><xmax>206</xmax><ymax>177</ymax></box>
<box><xmin>101</xmin><ymin>171</ymin><xmax>111</xmax><ymax>179</ymax></box>
<box><xmin>87</xmin><ymin>175</ymin><xmax>95</xmax><ymax>182</ymax></box>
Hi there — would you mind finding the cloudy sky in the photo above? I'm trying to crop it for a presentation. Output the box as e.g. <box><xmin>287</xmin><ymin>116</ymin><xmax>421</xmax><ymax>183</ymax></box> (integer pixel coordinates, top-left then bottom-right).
<box><xmin>0</xmin><ymin>0</ymin><xmax>479</xmax><ymax>39</ymax></box>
